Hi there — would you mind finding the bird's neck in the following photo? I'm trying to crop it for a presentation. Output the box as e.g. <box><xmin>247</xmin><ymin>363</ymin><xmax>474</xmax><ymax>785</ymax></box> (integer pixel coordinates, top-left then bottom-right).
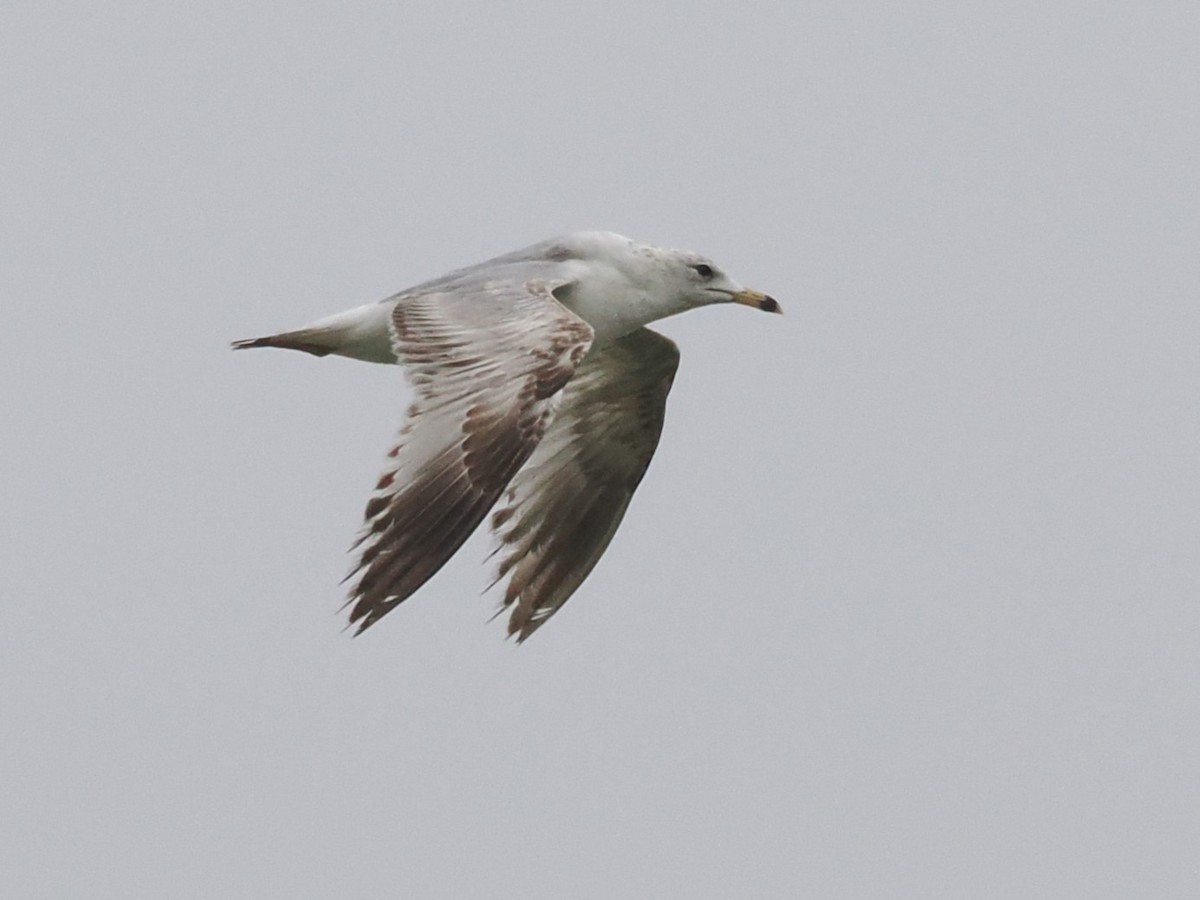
<box><xmin>560</xmin><ymin>267</ymin><xmax>688</xmax><ymax>346</ymax></box>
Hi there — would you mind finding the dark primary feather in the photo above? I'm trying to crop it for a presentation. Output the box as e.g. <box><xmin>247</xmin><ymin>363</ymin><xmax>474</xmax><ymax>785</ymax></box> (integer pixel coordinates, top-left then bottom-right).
<box><xmin>344</xmin><ymin>278</ymin><xmax>593</xmax><ymax>634</ymax></box>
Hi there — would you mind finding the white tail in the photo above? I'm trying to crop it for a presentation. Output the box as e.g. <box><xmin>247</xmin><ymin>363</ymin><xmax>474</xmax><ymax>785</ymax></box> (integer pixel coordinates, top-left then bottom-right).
<box><xmin>230</xmin><ymin>302</ymin><xmax>397</xmax><ymax>363</ymax></box>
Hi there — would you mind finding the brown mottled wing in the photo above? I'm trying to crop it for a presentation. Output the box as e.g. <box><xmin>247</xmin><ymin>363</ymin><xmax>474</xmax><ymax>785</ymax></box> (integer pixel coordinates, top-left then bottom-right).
<box><xmin>344</xmin><ymin>280</ymin><xmax>594</xmax><ymax>634</ymax></box>
<box><xmin>489</xmin><ymin>327</ymin><xmax>680</xmax><ymax>641</ymax></box>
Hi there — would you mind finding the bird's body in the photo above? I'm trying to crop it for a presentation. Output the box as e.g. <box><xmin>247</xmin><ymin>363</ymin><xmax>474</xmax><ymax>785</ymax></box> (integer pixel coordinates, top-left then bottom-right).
<box><xmin>234</xmin><ymin>231</ymin><xmax>778</xmax><ymax>640</ymax></box>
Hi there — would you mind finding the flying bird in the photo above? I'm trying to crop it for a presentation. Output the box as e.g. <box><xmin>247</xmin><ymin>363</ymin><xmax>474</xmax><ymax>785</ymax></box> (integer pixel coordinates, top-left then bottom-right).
<box><xmin>233</xmin><ymin>231</ymin><xmax>780</xmax><ymax>640</ymax></box>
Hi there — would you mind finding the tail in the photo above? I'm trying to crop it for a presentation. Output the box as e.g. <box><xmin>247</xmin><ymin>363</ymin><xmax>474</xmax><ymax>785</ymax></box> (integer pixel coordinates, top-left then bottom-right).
<box><xmin>230</xmin><ymin>333</ymin><xmax>334</xmax><ymax>356</ymax></box>
<box><xmin>230</xmin><ymin>302</ymin><xmax>397</xmax><ymax>363</ymax></box>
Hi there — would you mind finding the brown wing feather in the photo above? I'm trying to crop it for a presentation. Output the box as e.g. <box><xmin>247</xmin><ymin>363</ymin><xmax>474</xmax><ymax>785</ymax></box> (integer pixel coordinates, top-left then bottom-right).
<box><xmin>344</xmin><ymin>280</ymin><xmax>593</xmax><ymax>634</ymax></box>
<box><xmin>488</xmin><ymin>328</ymin><xmax>680</xmax><ymax>641</ymax></box>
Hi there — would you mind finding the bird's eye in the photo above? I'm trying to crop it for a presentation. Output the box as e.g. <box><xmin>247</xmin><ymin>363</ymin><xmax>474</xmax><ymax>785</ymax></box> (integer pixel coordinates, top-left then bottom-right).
<box><xmin>691</xmin><ymin>263</ymin><xmax>714</xmax><ymax>279</ymax></box>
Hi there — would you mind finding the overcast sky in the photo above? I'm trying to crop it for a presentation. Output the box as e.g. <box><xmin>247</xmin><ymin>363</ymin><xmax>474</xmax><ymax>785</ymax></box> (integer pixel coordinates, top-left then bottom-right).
<box><xmin>3</xmin><ymin>2</ymin><xmax>1198</xmax><ymax>897</ymax></box>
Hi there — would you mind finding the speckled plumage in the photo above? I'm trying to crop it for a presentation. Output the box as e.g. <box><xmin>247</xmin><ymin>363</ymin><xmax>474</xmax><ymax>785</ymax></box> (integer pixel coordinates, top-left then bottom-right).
<box><xmin>233</xmin><ymin>231</ymin><xmax>779</xmax><ymax>640</ymax></box>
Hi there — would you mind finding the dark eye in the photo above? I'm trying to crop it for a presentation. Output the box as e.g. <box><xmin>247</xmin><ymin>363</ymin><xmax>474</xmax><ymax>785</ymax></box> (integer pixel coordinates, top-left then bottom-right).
<box><xmin>691</xmin><ymin>263</ymin><xmax>714</xmax><ymax>279</ymax></box>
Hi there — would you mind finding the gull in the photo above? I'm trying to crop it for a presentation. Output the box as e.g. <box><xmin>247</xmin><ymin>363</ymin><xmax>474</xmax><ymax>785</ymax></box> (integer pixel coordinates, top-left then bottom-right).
<box><xmin>233</xmin><ymin>231</ymin><xmax>780</xmax><ymax>641</ymax></box>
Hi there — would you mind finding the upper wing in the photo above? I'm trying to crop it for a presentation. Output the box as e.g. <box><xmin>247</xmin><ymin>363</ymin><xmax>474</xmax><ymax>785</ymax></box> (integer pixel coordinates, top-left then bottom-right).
<box><xmin>344</xmin><ymin>278</ymin><xmax>594</xmax><ymax>634</ymax></box>
<box><xmin>488</xmin><ymin>327</ymin><xmax>680</xmax><ymax>641</ymax></box>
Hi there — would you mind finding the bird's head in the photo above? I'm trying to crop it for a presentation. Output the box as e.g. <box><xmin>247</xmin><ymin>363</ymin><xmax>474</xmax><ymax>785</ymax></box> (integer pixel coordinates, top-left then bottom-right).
<box><xmin>582</xmin><ymin>232</ymin><xmax>781</xmax><ymax>315</ymax></box>
<box><xmin>663</xmin><ymin>249</ymin><xmax>781</xmax><ymax>314</ymax></box>
<box><xmin>550</xmin><ymin>231</ymin><xmax>782</xmax><ymax>329</ymax></box>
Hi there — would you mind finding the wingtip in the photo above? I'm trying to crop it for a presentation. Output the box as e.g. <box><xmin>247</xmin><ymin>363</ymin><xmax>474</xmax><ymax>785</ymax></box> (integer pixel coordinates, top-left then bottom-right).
<box><xmin>343</xmin><ymin>610</ymin><xmax>373</xmax><ymax>638</ymax></box>
<box><xmin>506</xmin><ymin>611</ymin><xmax>540</xmax><ymax>645</ymax></box>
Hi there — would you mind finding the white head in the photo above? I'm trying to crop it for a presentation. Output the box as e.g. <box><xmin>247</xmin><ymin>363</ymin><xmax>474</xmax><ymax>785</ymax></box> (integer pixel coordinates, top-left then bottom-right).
<box><xmin>553</xmin><ymin>231</ymin><xmax>781</xmax><ymax>316</ymax></box>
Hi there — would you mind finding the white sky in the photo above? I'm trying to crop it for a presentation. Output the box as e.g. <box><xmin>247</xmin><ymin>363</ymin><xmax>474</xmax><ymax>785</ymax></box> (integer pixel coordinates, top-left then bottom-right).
<box><xmin>3</xmin><ymin>2</ymin><xmax>1198</xmax><ymax>897</ymax></box>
